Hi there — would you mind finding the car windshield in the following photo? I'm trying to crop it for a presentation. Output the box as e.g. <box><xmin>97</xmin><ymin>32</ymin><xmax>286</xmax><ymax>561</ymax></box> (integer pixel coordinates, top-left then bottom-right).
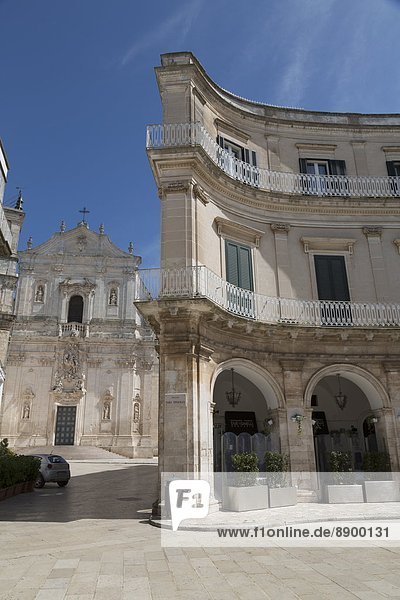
<box><xmin>47</xmin><ymin>455</ymin><xmax>67</xmax><ymax>463</ymax></box>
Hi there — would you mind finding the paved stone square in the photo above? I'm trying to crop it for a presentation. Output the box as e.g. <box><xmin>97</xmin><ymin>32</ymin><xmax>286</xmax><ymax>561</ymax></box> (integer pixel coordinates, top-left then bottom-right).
<box><xmin>1</xmin><ymin>461</ymin><xmax>400</xmax><ymax>599</ymax></box>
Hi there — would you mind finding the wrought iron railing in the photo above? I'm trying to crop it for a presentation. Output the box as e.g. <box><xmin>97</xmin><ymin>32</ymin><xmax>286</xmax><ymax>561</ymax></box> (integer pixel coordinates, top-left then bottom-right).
<box><xmin>146</xmin><ymin>123</ymin><xmax>400</xmax><ymax>198</ymax></box>
<box><xmin>58</xmin><ymin>322</ymin><xmax>89</xmax><ymax>338</ymax></box>
<box><xmin>135</xmin><ymin>266</ymin><xmax>400</xmax><ymax>327</ymax></box>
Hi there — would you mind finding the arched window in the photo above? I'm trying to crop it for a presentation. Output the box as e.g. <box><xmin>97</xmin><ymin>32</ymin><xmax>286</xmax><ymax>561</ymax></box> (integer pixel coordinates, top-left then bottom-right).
<box><xmin>67</xmin><ymin>295</ymin><xmax>84</xmax><ymax>323</ymax></box>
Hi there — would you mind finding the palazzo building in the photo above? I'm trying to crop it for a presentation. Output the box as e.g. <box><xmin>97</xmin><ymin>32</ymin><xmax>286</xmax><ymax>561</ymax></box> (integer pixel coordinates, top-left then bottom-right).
<box><xmin>138</xmin><ymin>52</ymin><xmax>400</xmax><ymax>499</ymax></box>
<box><xmin>0</xmin><ymin>220</ymin><xmax>158</xmax><ymax>457</ymax></box>
<box><xmin>0</xmin><ymin>139</ymin><xmax>25</xmax><ymax>400</ymax></box>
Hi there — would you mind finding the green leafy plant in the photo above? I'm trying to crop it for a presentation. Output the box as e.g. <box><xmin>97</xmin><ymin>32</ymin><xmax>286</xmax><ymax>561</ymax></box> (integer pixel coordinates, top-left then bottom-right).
<box><xmin>0</xmin><ymin>438</ymin><xmax>14</xmax><ymax>458</ymax></box>
<box><xmin>363</xmin><ymin>452</ymin><xmax>391</xmax><ymax>480</ymax></box>
<box><xmin>328</xmin><ymin>450</ymin><xmax>353</xmax><ymax>484</ymax></box>
<box><xmin>0</xmin><ymin>439</ymin><xmax>41</xmax><ymax>490</ymax></box>
<box><xmin>231</xmin><ymin>452</ymin><xmax>259</xmax><ymax>487</ymax></box>
<box><xmin>264</xmin><ymin>451</ymin><xmax>289</xmax><ymax>488</ymax></box>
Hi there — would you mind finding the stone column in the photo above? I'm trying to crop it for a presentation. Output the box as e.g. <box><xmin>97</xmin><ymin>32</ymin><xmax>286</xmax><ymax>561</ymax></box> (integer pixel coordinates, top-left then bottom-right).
<box><xmin>271</xmin><ymin>223</ymin><xmax>292</xmax><ymax>298</ymax></box>
<box><xmin>159</xmin><ymin>181</ymin><xmax>194</xmax><ymax>269</ymax></box>
<box><xmin>383</xmin><ymin>361</ymin><xmax>400</xmax><ymax>470</ymax></box>
<box><xmin>374</xmin><ymin>407</ymin><xmax>399</xmax><ymax>471</ymax></box>
<box><xmin>155</xmin><ymin>303</ymin><xmax>215</xmax><ymax>514</ymax></box>
<box><xmin>265</xmin><ymin>135</ymin><xmax>281</xmax><ymax>170</ymax></box>
<box><xmin>363</xmin><ymin>227</ymin><xmax>389</xmax><ymax>302</ymax></box>
<box><xmin>280</xmin><ymin>360</ymin><xmax>317</xmax><ymax>492</ymax></box>
<box><xmin>351</xmin><ymin>140</ymin><xmax>369</xmax><ymax>176</ymax></box>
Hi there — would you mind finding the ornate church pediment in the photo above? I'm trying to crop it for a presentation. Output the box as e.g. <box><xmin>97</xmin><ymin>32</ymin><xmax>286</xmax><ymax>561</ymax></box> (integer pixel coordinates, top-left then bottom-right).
<box><xmin>59</xmin><ymin>278</ymin><xmax>96</xmax><ymax>296</ymax></box>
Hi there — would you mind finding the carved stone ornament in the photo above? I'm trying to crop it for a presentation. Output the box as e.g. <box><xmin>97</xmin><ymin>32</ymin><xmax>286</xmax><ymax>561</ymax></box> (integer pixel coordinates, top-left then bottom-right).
<box><xmin>22</xmin><ymin>386</ymin><xmax>35</xmax><ymax>401</ymax></box>
<box><xmin>137</xmin><ymin>358</ymin><xmax>153</xmax><ymax>372</ymax></box>
<box><xmin>51</xmin><ymin>342</ymin><xmax>86</xmax><ymax>401</ymax></box>
<box><xmin>193</xmin><ymin>183</ymin><xmax>210</xmax><ymax>205</ymax></box>
<box><xmin>77</xmin><ymin>235</ymin><xmax>87</xmax><ymax>252</ymax></box>
<box><xmin>132</xmin><ymin>396</ymin><xmax>141</xmax><ymax>433</ymax></box>
<box><xmin>7</xmin><ymin>353</ymin><xmax>25</xmax><ymax>366</ymax></box>
<box><xmin>270</xmin><ymin>223</ymin><xmax>290</xmax><ymax>233</ymax></box>
<box><xmin>159</xmin><ymin>181</ymin><xmax>190</xmax><ymax>198</ymax></box>
<box><xmin>59</xmin><ymin>278</ymin><xmax>96</xmax><ymax>297</ymax></box>
<box><xmin>0</xmin><ymin>275</ymin><xmax>18</xmax><ymax>290</ymax></box>
<box><xmin>363</xmin><ymin>226</ymin><xmax>382</xmax><ymax>237</ymax></box>
<box><xmin>115</xmin><ymin>358</ymin><xmax>136</xmax><ymax>369</ymax></box>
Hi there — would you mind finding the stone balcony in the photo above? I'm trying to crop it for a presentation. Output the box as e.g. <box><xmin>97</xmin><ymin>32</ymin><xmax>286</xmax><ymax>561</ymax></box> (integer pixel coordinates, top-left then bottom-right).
<box><xmin>58</xmin><ymin>322</ymin><xmax>89</xmax><ymax>338</ymax></box>
<box><xmin>135</xmin><ymin>266</ymin><xmax>400</xmax><ymax>328</ymax></box>
<box><xmin>146</xmin><ymin>123</ymin><xmax>400</xmax><ymax>199</ymax></box>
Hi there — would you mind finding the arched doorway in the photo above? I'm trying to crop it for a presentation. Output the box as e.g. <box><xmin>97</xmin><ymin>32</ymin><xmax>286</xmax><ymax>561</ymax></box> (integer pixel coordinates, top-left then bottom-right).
<box><xmin>67</xmin><ymin>295</ymin><xmax>84</xmax><ymax>323</ymax></box>
<box><xmin>305</xmin><ymin>365</ymin><xmax>389</xmax><ymax>472</ymax></box>
<box><xmin>211</xmin><ymin>359</ymin><xmax>282</xmax><ymax>473</ymax></box>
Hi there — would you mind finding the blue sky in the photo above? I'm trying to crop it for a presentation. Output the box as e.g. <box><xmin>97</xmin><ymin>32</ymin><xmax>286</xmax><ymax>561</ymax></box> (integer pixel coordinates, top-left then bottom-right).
<box><xmin>1</xmin><ymin>0</ymin><xmax>400</xmax><ymax>267</ymax></box>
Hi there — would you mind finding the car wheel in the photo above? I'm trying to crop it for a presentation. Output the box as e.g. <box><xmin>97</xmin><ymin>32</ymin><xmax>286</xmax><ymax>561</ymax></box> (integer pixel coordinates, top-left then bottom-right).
<box><xmin>34</xmin><ymin>474</ymin><xmax>45</xmax><ymax>489</ymax></box>
<box><xmin>57</xmin><ymin>481</ymin><xmax>69</xmax><ymax>487</ymax></box>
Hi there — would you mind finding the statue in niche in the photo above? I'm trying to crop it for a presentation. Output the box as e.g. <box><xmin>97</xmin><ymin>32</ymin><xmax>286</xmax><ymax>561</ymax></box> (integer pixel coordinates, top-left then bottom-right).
<box><xmin>109</xmin><ymin>288</ymin><xmax>118</xmax><ymax>306</ymax></box>
<box><xmin>35</xmin><ymin>285</ymin><xmax>44</xmax><ymax>303</ymax></box>
<box><xmin>132</xmin><ymin>400</ymin><xmax>140</xmax><ymax>433</ymax></box>
<box><xmin>22</xmin><ymin>402</ymin><xmax>31</xmax><ymax>419</ymax></box>
<box><xmin>102</xmin><ymin>401</ymin><xmax>111</xmax><ymax>420</ymax></box>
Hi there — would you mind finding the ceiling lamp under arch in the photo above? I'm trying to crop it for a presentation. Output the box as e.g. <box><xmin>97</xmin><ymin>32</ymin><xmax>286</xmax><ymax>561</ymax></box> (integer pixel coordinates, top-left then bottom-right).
<box><xmin>335</xmin><ymin>373</ymin><xmax>347</xmax><ymax>411</ymax></box>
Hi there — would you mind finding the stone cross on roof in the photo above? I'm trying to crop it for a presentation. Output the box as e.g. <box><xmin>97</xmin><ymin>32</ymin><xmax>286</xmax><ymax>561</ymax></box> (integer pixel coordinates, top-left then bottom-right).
<box><xmin>79</xmin><ymin>207</ymin><xmax>90</xmax><ymax>223</ymax></box>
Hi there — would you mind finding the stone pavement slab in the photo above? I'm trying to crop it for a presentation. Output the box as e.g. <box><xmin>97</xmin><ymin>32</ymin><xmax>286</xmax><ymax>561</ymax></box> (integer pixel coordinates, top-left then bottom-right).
<box><xmin>1</xmin><ymin>462</ymin><xmax>400</xmax><ymax>599</ymax></box>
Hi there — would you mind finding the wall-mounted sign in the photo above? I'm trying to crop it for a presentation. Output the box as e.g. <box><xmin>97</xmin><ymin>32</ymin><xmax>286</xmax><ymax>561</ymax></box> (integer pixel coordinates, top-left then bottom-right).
<box><xmin>225</xmin><ymin>411</ymin><xmax>258</xmax><ymax>435</ymax></box>
<box><xmin>165</xmin><ymin>393</ymin><xmax>187</xmax><ymax>406</ymax></box>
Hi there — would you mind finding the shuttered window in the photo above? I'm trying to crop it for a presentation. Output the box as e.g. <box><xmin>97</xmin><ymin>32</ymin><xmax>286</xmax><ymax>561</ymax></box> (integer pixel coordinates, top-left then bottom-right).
<box><xmin>225</xmin><ymin>240</ymin><xmax>253</xmax><ymax>291</ymax></box>
<box><xmin>314</xmin><ymin>255</ymin><xmax>350</xmax><ymax>301</ymax></box>
<box><xmin>217</xmin><ymin>136</ymin><xmax>257</xmax><ymax>166</ymax></box>
<box><xmin>299</xmin><ymin>159</ymin><xmax>346</xmax><ymax>176</ymax></box>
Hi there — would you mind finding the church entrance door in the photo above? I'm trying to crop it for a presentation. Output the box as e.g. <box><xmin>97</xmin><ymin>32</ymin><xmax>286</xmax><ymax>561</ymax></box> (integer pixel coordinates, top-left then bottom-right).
<box><xmin>55</xmin><ymin>406</ymin><xmax>77</xmax><ymax>445</ymax></box>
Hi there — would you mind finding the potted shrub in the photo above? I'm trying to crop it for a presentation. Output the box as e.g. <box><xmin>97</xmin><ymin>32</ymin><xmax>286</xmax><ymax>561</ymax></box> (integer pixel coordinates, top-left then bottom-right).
<box><xmin>325</xmin><ymin>451</ymin><xmax>364</xmax><ymax>503</ymax></box>
<box><xmin>362</xmin><ymin>452</ymin><xmax>399</xmax><ymax>502</ymax></box>
<box><xmin>264</xmin><ymin>451</ymin><xmax>297</xmax><ymax>508</ymax></box>
<box><xmin>222</xmin><ymin>452</ymin><xmax>269</xmax><ymax>512</ymax></box>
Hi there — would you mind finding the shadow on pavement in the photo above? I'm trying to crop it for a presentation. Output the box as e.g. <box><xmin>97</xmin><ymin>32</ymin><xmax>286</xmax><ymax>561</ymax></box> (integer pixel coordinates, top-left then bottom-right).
<box><xmin>0</xmin><ymin>464</ymin><xmax>157</xmax><ymax>522</ymax></box>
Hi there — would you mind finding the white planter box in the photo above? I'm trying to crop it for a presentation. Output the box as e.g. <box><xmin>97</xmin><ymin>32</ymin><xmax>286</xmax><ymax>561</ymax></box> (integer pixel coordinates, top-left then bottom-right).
<box><xmin>326</xmin><ymin>484</ymin><xmax>364</xmax><ymax>504</ymax></box>
<box><xmin>223</xmin><ymin>485</ymin><xmax>269</xmax><ymax>512</ymax></box>
<box><xmin>364</xmin><ymin>480</ymin><xmax>400</xmax><ymax>503</ymax></box>
<box><xmin>269</xmin><ymin>486</ymin><xmax>297</xmax><ymax>508</ymax></box>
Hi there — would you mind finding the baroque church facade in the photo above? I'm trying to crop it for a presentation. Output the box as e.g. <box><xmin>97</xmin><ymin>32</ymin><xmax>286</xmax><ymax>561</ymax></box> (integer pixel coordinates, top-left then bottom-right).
<box><xmin>0</xmin><ymin>220</ymin><xmax>158</xmax><ymax>457</ymax></box>
<box><xmin>139</xmin><ymin>52</ymin><xmax>400</xmax><ymax>502</ymax></box>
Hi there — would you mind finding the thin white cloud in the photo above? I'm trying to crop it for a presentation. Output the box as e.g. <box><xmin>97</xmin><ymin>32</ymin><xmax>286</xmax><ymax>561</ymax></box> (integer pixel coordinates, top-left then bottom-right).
<box><xmin>277</xmin><ymin>0</ymin><xmax>337</xmax><ymax>107</ymax></box>
<box><xmin>120</xmin><ymin>0</ymin><xmax>203</xmax><ymax>67</ymax></box>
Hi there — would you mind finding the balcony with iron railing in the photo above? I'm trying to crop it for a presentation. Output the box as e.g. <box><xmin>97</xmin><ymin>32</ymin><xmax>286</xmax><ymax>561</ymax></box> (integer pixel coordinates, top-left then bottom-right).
<box><xmin>58</xmin><ymin>322</ymin><xmax>89</xmax><ymax>338</ymax></box>
<box><xmin>135</xmin><ymin>266</ymin><xmax>400</xmax><ymax>328</ymax></box>
<box><xmin>146</xmin><ymin>122</ymin><xmax>400</xmax><ymax>199</ymax></box>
